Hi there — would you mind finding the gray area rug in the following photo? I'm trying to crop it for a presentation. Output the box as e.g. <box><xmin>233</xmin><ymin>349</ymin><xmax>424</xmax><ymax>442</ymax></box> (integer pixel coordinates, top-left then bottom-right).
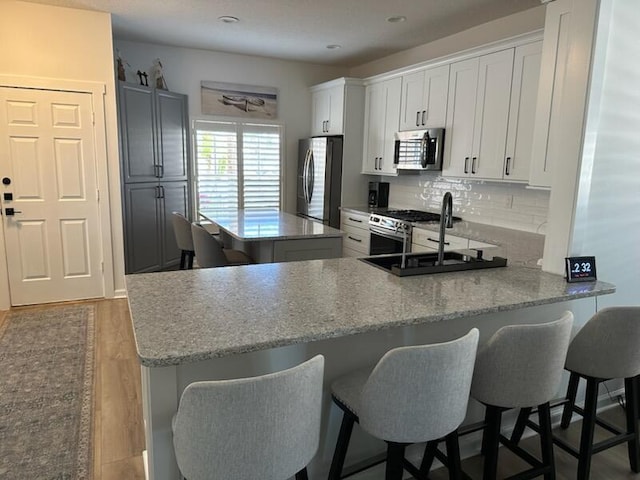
<box><xmin>0</xmin><ymin>304</ymin><xmax>95</xmax><ymax>480</ymax></box>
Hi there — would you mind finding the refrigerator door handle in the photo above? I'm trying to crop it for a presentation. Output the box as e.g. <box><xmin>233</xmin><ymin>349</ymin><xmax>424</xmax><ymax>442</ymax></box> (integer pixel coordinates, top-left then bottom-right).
<box><xmin>308</xmin><ymin>150</ymin><xmax>315</xmax><ymax>203</ymax></box>
<box><xmin>302</xmin><ymin>148</ymin><xmax>311</xmax><ymax>203</ymax></box>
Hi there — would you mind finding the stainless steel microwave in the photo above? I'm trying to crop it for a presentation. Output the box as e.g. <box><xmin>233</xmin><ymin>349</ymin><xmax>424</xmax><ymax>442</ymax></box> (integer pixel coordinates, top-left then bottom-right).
<box><xmin>393</xmin><ymin>128</ymin><xmax>445</xmax><ymax>171</ymax></box>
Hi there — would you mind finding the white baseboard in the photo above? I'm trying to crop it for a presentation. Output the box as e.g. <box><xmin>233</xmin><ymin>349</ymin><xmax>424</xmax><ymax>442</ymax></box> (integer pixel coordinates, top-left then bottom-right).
<box><xmin>142</xmin><ymin>449</ymin><xmax>149</xmax><ymax>480</ymax></box>
<box><xmin>113</xmin><ymin>288</ymin><xmax>127</xmax><ymax>298</ymax></box>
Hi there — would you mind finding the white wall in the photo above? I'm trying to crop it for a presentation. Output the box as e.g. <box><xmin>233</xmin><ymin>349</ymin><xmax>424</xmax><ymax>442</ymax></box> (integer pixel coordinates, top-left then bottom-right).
<box><xmin>0</xmin><ymin>1</ymin><xmax>125</xmax><ymax>303</ymax></box>
<box><xmin>350</xmin><ymin>6</ymin><xmax>545</xmax><ymax>78</ymax></box>
<box><xmin>114</xmin><ymin>40</ymin><xmax>348</xmax><ymax>214</ymax></box>
<box><xmin>570</xmin><ymin>0</ymin><xmax>640</xmax><ymax>307</ymax></box>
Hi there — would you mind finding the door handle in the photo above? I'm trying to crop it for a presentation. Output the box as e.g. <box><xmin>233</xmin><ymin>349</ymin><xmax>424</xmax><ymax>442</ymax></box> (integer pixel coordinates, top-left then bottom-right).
<box><xmin>5</xmin><ymin>207</ymin><xmax>22</xmax><ymax>216</ymax></box>
<box><xmin>505</xmin><ymin>157</ymin><xmax>511</xmax><ymax>176</ymax></box>
<box><xmin>464</xmin><ymin>157</ymin><xmax>469</xmax><ymax>174</ymax></box>
<box><xmin>421</xmin><ymin>110</ymin><xmax>426</xmax><ymax>126</ymax></box>
<box><xmin>416</xmin><ymin>111</ymin><xmax>420</xmax><ymax>127</ymax></box>
<box><xmin>471</xmin><ymin>156</ymin><xmax>477</xmax><ymax>174</ymax></box>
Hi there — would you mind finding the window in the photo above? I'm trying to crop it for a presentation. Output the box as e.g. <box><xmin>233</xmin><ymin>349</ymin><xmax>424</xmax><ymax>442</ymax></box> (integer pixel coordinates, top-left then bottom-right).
<box><xmin>194</xmin><ymin>120</ymin><xmax>282</xmax><ymax>212</ymax></box>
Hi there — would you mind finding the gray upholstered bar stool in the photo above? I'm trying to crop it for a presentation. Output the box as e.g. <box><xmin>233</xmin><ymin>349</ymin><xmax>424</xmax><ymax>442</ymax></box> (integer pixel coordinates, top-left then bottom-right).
<box><xmin>511</xmin><ymin>306</ymin><xmax>640</xmax><ymax>480</ymax></box>
<box><xmin>191</xmin><ymin>223</ymin><xmax>252</xmax><ymax>267</ymax></box>
<box><xmin>328</xmin><ymin>328</ymin><xmax>479</xmax><ymax>480</ymax></box>
<box><xmin>469</xmin><ymin>311</ymin><xmax>573</xmax><ymax>480</ymax></box>
<box><xmin>172</xmin><ymin>355</ymin><xmax>324</xmax><ymax>480</ymax></box>
<box><xmin>171</xmin><ymin>212</ymin><xmax>196</xmax><ymax>269</ymax></box>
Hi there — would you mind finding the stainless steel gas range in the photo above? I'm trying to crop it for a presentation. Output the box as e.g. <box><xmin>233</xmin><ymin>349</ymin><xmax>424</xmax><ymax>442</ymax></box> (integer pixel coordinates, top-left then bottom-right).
<box><xmin>368</xmin><ymin>209</ymin><xmax>459</xmax><ymax>255</ymax></box>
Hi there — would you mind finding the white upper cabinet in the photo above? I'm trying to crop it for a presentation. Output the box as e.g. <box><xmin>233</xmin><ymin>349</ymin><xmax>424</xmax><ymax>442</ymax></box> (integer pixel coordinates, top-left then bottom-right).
<box><xmin>311</xmin><ymin>83</ymin><xmax>344</xmax><ymax>135</ymax></box>
<box><xmin>504</xmin><ymin>41</ymin><xmax>543</xmax><ymax>182</ymax></box>
<box><xmin>399</xmin><ymin>65</ymin><xmax>450</xmax><ymax>131</ymax></box>
<box><xmin>443</xmin><ymin>49</ymin><xmax>514</xmax><ymax>180</ymax></box>
<box><xmin>529</xmin><ymin>1</ymin><xmax>572</xmax><ymax>188</ymax></box>
<box><xmin>362</xmin><ymin>77</ymin><xmax>402</xmax><ymax>176</ymax></box>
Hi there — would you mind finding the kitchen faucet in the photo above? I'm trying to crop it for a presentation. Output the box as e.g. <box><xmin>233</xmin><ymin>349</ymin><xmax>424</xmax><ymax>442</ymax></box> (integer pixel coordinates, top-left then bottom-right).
<box><xmin>437</xmin><ymin>192</ymin><xmax>453</xmax><ymax>266</ymax></box>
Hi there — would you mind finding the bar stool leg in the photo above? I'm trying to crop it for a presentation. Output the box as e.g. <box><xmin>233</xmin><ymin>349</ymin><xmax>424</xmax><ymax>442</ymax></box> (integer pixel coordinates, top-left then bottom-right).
<box><xmin>295</xmin><ymin>467</ymin><xmax>309</xmax><ymax>480</ymax></box>
<box><xmin>180</xmin><ymin>250</ymin><xmax>187</xmax><ymax>269</ymax></box>
<box><xmin>419</xmin><ymin>440</ymin><xmax>439</xmax><ymax>476</ymax></box>
<box><xmin>445</xmin><ymin>430</ymin><xmax>463</xmax><ymax>480</ymax></box>
<box><xmin>482</xmin><ymin>405</ymin><xmax>503</xmax><ymax>480</ymax></box>
<box><xmin>385</xmin><ymin>442</ymin><xmax>406</xmax><ymax>480</ymax></box>
<box><xmin>510</xmin><ymin>407</ymin><xmax>532</xmax><ymax>444</ymax></box>
<box><xmin>577</xmin><ymin>377</ymin><xmax>599</xmax><ymax>480</ymax></box>
<box><xmin>328</xmin><ymin>410</ymin><xmax>356</xmax><ymax>480</ymax></box>
<box><xmin>538</xmin><ymin>402</ymin><xmax>556</xmax><ymax>480</ymax></box>
<box><xmin>624</xmin><ymin>376</ymin><xmax>640</xmax><ymax>473</ymax></box>
<box><xmin>561</xmin><ymin>372</ymin><xmax>580</xmax><ymax>429</ymax></box>
<box><xmin>187</xmin><ymin>251</ymin><xmax>195</xmax><ymax>269</ymax></box>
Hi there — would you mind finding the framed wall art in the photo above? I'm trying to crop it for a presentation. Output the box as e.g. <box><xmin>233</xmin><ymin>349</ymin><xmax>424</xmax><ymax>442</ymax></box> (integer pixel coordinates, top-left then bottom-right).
<box><xmin>201</xmin><ymin>81</ymin><xmax>278</xmax><ymax>119</ymax></box>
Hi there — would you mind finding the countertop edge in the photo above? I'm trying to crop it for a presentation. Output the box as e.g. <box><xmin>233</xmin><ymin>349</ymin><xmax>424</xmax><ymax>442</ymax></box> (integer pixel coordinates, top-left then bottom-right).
<box><xmin>137</xmin><ymin>281</ymin><xmax>615</xmax><ymax>368</ymax></box>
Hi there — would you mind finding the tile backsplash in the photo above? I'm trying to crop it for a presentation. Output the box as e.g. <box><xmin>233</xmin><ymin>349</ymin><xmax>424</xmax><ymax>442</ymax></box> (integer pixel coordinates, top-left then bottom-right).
<box><xmin>387</xmin><ymin>175</ymin><xmax>549</xmax><ymax>234</ymax></box>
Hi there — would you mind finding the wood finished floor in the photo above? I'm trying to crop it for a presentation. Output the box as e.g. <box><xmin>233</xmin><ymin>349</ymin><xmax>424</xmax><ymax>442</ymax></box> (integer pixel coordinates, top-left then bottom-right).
<box><xmin>4</xmin><ymin>299</ymin><xmax>638</xmax><ymax>479</ymax></box>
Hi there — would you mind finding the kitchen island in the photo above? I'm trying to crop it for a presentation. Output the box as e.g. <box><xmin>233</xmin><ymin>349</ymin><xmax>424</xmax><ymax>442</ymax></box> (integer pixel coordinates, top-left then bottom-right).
<box><xmin>127</xmin><ymin>258</ymin><xmax>614</xmax><ymax>480</ymax></box>
<box><xmin>199</xmin><ymin>208</ymin><xmax>344</xmax><ymax>263</ymax></box>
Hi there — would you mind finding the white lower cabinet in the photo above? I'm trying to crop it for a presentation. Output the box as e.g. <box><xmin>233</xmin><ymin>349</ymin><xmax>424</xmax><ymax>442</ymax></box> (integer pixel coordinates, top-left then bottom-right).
<box><xmin>412</xmin><ymin>227</ymin><xmax>496</xmax><ymax>253</ymax></box>
<box><xmin>340</xmin><ymin>211</ymin><xmax>370</xmax><ymax>257</ymax></box>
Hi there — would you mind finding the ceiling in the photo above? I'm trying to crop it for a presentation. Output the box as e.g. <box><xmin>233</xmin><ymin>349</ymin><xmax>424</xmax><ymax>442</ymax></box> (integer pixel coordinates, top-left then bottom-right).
<box><xmin>25</xmin><ymin>0</ymin><xmax>542</xmax><ymax>67</ymax></box>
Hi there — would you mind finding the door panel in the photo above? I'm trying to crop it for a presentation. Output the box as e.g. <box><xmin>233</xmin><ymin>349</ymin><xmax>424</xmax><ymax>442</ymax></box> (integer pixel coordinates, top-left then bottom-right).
<box><xmin>161</xmin><ymin>181</ymin><xmax>189</xmax><ymax>268</ymax></box>
<box><xmin>0</xmin><ymin>87</ymin><xmax>103</xmax><ymax>305</ymax></box>
<box><xmin>124</xmin><ymin>183</ymin><xmax>162</xmax><ymax>274</ymax></box>
<box><xmin>119</xmin><ymin>83</ymin><xmax>157</xmax><ymax>182</ymax></box>
<box><xmin>156</xmin><ymin>90</ymin><xmax>188</xmax><ymax>181</ymax></box>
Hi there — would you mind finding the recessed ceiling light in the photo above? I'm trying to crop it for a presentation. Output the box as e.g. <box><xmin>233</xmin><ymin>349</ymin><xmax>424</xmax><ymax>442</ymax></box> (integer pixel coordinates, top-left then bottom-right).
<box><xmin>326</xmin><ymin>44</ymin><xmax>342</xmax><ymax>50</ymax></box>
<box><xmin>386</xmin><ymin>15</ymin><xmax>407</xmax><ymax>23</ymax></box>
<box><xmin>218</xmin><ymin>16</ymin><xmax>239</xmax><ymax>24</ymax></box>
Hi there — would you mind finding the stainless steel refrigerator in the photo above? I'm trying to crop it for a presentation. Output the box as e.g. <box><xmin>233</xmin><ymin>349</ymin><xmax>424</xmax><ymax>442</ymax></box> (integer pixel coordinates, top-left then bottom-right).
<box><xmin>297</xmin><ymin>136</ymin><xmax>343</xmax><ymax>228</ymax></box>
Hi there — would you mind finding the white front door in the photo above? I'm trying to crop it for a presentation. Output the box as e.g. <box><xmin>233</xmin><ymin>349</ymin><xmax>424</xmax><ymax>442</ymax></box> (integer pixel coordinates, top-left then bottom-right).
<box><xmin>0</xmin><ymin>87</ymin><xmax>103</xmax><ymax>306</ymax></box>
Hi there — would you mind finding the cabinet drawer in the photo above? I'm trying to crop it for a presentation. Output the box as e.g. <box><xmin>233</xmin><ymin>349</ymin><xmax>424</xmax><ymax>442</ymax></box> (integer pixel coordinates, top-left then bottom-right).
<box><xmin>341</xmin><ymin>211</ymin><xmax>369</xmax><ymax>230</ymax></box>
<box><xmin>412</xmin><ymin>229</ymin><xmax>469</xmax><ymax>251</ymax></box>
<box><xmin>343</xmin><ymin>246</ymin><xmax>368</xmax><ymax>258</ymax></box>
<box><xmin>343</xmin><ymin>225</ymin><xmax>370</xmax><ymax>252</ymax></box>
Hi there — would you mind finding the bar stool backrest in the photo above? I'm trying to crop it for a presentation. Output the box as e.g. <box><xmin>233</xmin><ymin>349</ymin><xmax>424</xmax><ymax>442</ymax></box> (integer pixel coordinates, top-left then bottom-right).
<box><xmin>359</xmin><ymin>328</ymin><xmax>479</xmax><ymax>444</ymax></box>
<box><xmin>471</xmin><ymin>311</ymin><xmax>574</xmax><ymax>409</ymax></box>
<box><xmin>171</xmin><ymin>212</ymin><xmax>194</xmax><ymax>251</ymax></box>
<box><xmin>565</xmin><ymin>306</ymin><xmax>640</xmax><ymax>379</ymax></box>
<box><xmin>172</xmin><ymin>355</ymin><xmax>324</xmax><ymax>480</ymax></box>
<box><xmin>191</xmin><ymin>222</ymin><xmax>228</xmax><ymax>268</ymax></box>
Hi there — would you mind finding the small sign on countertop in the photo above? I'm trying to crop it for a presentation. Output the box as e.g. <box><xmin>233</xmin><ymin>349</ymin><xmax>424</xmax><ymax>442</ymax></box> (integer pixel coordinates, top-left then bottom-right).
<box><xmin>565</xmin><ymin>256</ymin><xmax>597</xmax><ymax>283</ymax></box>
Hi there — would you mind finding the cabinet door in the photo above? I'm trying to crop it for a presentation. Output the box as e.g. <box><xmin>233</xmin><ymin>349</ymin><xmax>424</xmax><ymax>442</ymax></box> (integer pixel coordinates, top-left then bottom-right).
<box><xmin>156</xmin><ymin>90</ymin><xmax>189</xmax><ymax>181</ymax></box>
<box><xmin>378</xmin><ymin>77</ymin><xmax>401</xmax><ymax>175</ymax></box>
<box><xmin>400</xmin><ymin>70</ymin><xmax>426</xmax><ymax>130</ymax></box>
<box><xmin>326</xmin><ymin>86</ymin><xmax>344</xmax><ymax>135</ymax></box>
<box><xmin>504</xmin><ymin>42</ymin><xmax>542</xmax><ymax>181</ymax></box>
<box><xmin>471</xmin><ymin>48</ymin><xmax>514</xmax><ymax>180</ymax></box>
<box><xmin>123</xmin><ymin>183</ymin><xmax>162</xmax><ymax>273</ymax></box>
<box><xmin>362</xmin><ymin>83</ymin><xmax>385</xmax><ymax>174</ymax></box>
<box><xmin>160</xmin><ymin>181</ymin><xmax>190</xmax><ymax>268</ymax></box>
<box><xmin>443</xmin><ymin>57</ymin><xmax>479</xmax><ymax>177</ymax></box>
<box><xmin>529</xmin><ymin>0</ymin><xmax>572</xmax><ymax>188</ymax></box>
<box><xmin>311</xmin><ymin>89</ymin><xmax>329</xmax><ymax>136</ymax></box>
<box><xmin>119</xmin><ymin>83</ymin><xmax>158</xmax><ymax>183</ymax></box>
<box><xmin>422</xmin><ymin>65</ymin><xmax>450</xmax><ymax>128</ymax></box>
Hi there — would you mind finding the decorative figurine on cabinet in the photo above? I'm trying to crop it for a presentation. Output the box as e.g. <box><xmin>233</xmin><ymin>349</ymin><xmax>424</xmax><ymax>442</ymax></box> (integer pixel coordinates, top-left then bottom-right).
<box><xmin>153</xmin><ymin>58</ymin><xmax>168</xmax><ymax>90</ymax></box>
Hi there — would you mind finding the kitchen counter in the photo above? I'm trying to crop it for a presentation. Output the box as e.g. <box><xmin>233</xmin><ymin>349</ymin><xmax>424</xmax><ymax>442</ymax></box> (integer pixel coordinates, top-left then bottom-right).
<box><xmin>128</xmin><ymin>258</ymin><xmax>613</xmax><ymax>367</ymax></box>
<box><xmin>199</xmin><ymin>208</ymin><xmax>344</xmax><ymax>241</ymax></box>
<box><xmin>128</xmin><ymin>258</ymin><xmax>614</xmax><ymax>480</ymax></box>
<box><xmin>199</xmin><ymin>209</ymin><xmax>343</xmax><ymax>263</ymax></box>
<box><xmin>340</xmin><ymin>205</ymin><xmax>545</xmax><ymax>267</ymax></box>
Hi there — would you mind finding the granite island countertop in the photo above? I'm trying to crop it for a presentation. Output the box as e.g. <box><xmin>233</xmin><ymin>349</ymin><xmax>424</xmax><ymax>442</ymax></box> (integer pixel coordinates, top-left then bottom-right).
<box><xmin>199</xmin><ymin>208</ymin><xmax>344</xmax><ymax>241</ymax></box>
<box><xmin>340</xmin><ymin>206</ymin><xmax>544</xmax><ymax>268</ymax></box>
<box><xmin>127</xmin><ymin>258</ymin><xmax>614</xmax><ymax>367</ymax></box>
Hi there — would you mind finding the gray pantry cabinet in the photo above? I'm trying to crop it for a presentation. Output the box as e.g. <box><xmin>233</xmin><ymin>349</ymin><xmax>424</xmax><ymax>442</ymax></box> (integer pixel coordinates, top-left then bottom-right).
<box><xmin>118</xmin><ymin>82</ymin><xmax>191</xmax><ymax>274</ymax></box>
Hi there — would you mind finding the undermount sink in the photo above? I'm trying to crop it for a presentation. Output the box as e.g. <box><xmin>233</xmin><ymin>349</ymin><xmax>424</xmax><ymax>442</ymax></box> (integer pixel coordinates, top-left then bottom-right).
<box><xmin>360</xmin><ymin>251</ymin><xmax>507</xmax><ymax>277</ymax></box>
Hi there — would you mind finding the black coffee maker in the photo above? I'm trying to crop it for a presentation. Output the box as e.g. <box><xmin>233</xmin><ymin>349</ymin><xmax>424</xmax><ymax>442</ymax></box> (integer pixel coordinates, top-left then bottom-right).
<box><xmin>368</xmin><ymin>182</ymin><xmax>389</xmax><ymax>208</ymax></box>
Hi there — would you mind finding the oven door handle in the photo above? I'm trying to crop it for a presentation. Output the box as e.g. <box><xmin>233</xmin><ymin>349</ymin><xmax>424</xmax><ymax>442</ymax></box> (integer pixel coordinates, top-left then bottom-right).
<box><xmin>369</xmin><ymin>225</ymin><xmax>408</xmax><ymax>242</ymax></box>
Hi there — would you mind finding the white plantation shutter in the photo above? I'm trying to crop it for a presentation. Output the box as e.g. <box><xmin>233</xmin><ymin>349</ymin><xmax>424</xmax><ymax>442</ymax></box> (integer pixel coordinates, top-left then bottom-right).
<box><xmin>194</xmin><ymin>121</ymin><xmax>282</xmax><ymax>211</ymax></box>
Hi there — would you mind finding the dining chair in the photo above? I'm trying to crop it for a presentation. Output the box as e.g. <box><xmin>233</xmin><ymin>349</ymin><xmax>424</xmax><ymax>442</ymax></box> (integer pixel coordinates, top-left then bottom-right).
<box><xmin>191</xmin><ymin>222</ymin><xmax>252</xmax><ymax>267</ymax></box>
